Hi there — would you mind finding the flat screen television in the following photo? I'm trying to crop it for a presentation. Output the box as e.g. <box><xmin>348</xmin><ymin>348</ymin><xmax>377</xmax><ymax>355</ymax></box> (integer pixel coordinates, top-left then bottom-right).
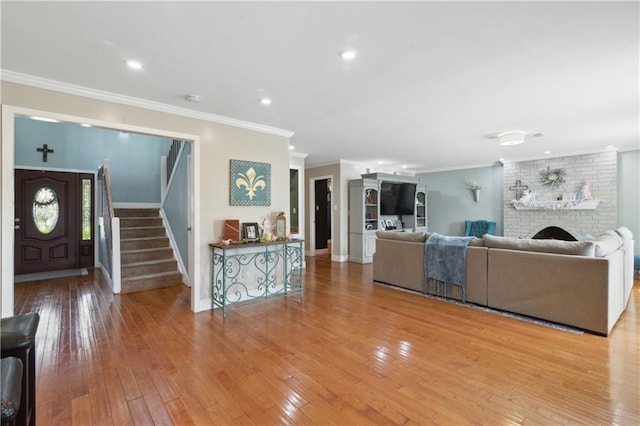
<box><xmin>379</xmin><ymin>182</ymin><xmax>417</xmax><ymax>215</ymax></box>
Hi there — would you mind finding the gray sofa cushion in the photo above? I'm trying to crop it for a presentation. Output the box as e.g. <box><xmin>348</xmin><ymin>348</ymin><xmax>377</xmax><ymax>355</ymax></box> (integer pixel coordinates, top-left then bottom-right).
<box><xmin>375</xmin><ymin>230</ymin><xmax>427</xmax><ymax>243</ymax></box>
<box><xmin>594</xmin><ymin>231</ymin><xmax>623</xmax><ymax>257</ymax></box>
<box><xmin>483</xmin><ymin>235</ymin><xmax>596</xmax><ymax>256</ymax></box>
<box><xmin>614</xmin><ymin>226</ymin><xmax>633</xmax><ymax>244</ymax></box>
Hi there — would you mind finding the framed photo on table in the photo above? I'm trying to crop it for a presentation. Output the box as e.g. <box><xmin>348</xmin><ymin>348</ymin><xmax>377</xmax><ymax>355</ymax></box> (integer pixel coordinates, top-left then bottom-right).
<box><xmin>242</xmin><ymin>222</ymin><xmax>260</xmax><ymax>242</ymax></box>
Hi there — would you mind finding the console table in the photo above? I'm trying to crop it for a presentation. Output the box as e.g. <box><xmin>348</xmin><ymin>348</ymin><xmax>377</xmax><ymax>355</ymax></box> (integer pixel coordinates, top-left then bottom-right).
<box><xmin>209</xmin><ymin>240</ymin><xmax>304</xmax><ymax>317</ymax></box>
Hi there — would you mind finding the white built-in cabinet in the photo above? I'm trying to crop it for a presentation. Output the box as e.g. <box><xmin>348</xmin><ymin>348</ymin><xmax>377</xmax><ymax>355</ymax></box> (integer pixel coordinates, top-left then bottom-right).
<box><xmin>348</xmin><ymin>173</ymin><xmax>427</xmax><ymax>263</ymax></box>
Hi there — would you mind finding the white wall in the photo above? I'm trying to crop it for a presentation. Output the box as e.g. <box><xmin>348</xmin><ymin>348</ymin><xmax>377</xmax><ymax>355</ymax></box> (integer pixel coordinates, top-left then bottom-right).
<box><xmin>1</xmin><ymin>81</ymin><xmax>291</xmax><ymax>316</ymax></box>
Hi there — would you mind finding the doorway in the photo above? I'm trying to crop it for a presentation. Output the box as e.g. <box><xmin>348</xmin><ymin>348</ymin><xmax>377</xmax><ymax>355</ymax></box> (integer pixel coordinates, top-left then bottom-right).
<box><xmin>290</xmin><ymin>169</ymin><xmax>299</xmax><ymax>234</ymax></box>
<box><xmin>2</xmin><ymin>105</ymin><xmax>201</xmax><ymax>317</ymax></box>
<box><xmin>314</xmin><ymin>178</ymin><xmax>332</xmax><ymax>251</ymax></box>
<box><xmin>14</xmin><ymin>169</ymin><xmax>94</xmax><ymax>275</ymax></box>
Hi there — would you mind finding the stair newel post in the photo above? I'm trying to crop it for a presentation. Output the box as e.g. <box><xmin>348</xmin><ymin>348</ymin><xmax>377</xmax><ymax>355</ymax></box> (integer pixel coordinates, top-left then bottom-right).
<box><xmin>112</xmin><ymin>217</ymin><xmax>122</xmax><ymax>293</ymax></box>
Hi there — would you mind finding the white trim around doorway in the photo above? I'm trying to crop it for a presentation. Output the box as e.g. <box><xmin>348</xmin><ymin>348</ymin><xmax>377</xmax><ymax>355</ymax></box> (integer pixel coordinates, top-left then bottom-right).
<box><xmin>1</xmin><ymin>105</ymin><xmax>201</xmax><ymax>317</ymax></box>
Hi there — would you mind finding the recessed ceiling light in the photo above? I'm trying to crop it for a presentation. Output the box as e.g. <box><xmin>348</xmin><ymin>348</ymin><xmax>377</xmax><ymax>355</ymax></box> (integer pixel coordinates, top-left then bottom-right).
<box><xmin>30</xmin><ymin>116</ymin><xmax>59</xmax><ymax>123</ymax></box>
<box><xmin>289</xmin><ymin>145</ymin><xmax>295</xmax><ymax>150</ymax></box>
<box><xmin>544</xmin><ymin>150</ymin><xmax>551</xmax><ymax>154</ymax></box>
<box><xmin>259</xmin><ymin>98</ymin><xmax>272</xmax><ymax>105</ymax></box>
<box><xmin>401</xmin><ymin>165</ymin><xmax>408</xmax><ymax>169</ymax></box>
<box><xmin>377</xmin><ymin>161</ymin><xmax>383</xmax><ymax>165</ymax></box>
<box><xmin>606</xmin><ymin>145</ymin><xmax>616</xmax><ymax>149</ymax></box>
<box><xmin>126</xmin><ymin>60</ymin><xmax>143</xmax><ymax>70</ymax></box>
<box><xmin>340</xmin><ymin>50</ymin><xmax>357</xmax><ymax>60</ymax></box>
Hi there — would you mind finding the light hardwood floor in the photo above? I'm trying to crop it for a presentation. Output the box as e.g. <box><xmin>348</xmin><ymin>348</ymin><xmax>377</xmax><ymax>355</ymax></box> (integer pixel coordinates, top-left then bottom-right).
<box><xmin>13</xmin><ymin>257</ymin><xmax>640</xmax><ymax>425</ymax></box>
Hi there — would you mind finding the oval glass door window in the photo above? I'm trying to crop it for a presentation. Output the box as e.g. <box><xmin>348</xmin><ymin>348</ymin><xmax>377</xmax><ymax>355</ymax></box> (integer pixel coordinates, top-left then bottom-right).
<box><xmin>33</xmin><ymin>186</ymin><xmax>59</xmax><ymax>234</ymax></box>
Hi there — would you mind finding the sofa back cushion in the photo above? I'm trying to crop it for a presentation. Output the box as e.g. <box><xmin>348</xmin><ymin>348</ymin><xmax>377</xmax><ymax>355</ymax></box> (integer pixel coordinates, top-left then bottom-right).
<box><xmin>483</xmin><ymin>235</ymin><xmax>596</xmax><ymax>256</ymax></box>
<box><xmin>375</xmin><ymin>230</ymin><xmax>427</xmax><ymax>243</ymax></box>
<box><xmin>594</xmin><ymin>230</ymin><xmax>624</xmax><ymax>257</ymax></box>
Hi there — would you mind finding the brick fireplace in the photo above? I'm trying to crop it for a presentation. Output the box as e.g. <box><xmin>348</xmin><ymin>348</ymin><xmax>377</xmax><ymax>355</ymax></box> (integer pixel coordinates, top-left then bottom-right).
<box><xmin>503</xmin><ymin>151</ymin><xmax>617</xmax><ymax>240</ymax></box>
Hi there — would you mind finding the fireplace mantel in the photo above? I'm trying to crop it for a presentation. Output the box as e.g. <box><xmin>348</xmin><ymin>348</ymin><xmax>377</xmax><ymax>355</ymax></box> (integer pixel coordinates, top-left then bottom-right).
<box><xmin>511</xmin><ymin>199</ymin><xmax>600</xmax><ymax>211</ymax></box>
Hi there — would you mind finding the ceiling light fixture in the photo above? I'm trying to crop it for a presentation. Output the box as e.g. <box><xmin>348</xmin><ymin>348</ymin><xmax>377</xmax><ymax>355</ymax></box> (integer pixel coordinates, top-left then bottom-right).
<box><xmin>544</xmin><ymin>150</ymin><xmax>551</xmax><ymax>154</ymax></box>
<box><xmin>185</xmin><ymin>94</ymin><xmax>200</xmax><ymax>103</ymax></box>
<box><xmin>259</xmin><ymin>98</ymin><xmax>272</xmax><ymax>105</ymax></box>
<box><xmin>289</xmin><ymin>145</ymin><xmax>295</xmax><ymax>150</ymax></box>
<box><xmin>497</xmin><ymin>131</ymin><xmax>526</xmax><ymax>146</ymax></box>
<box><xmin>126</xmin><ymin>59</ymin><xmax>143</xmax><ymax>70</ymax></box>
<box><xmin>488</xmin><ymin>131</ymin><xmax>542</xmax><ymax>146</ymax></box>
<box><xmin>340</xmin><ymin>50</ymin><xmax>357</xmax><ymax>60</ymax></box>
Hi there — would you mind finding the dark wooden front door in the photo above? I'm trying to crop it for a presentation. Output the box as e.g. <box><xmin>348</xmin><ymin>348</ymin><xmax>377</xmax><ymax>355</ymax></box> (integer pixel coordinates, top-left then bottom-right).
<box><xmin>14</xmin><ymin>169</ymin><xmax>93</xmax><ymax>274</ymax></box>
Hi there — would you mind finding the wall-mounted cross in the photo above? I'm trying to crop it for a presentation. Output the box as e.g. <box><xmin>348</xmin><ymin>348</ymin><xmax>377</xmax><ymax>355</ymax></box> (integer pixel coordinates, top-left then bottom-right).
<box><xmin>509</xmin><ymin>179</ymin><xmax>529</xmax><ymax>200</ymax></box>
<box><xmin>37</xmin><ymin>144</ymin><xmax>54</xmax><ymax>162</ymax></box>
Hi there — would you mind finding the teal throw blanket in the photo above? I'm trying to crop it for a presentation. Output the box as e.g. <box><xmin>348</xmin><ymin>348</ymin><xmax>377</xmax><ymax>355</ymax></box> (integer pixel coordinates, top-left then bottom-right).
<box><xmin>424</xmin><ymin>233</ymin><xmax>476</xmax><ymax>301</ymax></box>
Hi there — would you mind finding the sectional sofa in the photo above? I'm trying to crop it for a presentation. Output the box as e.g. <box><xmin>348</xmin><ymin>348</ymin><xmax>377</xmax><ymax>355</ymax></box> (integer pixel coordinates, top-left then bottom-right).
<box><xmin>372</xmin><ymin>227</ymin><xmax>634</xmax><ymax>335</ymax></box>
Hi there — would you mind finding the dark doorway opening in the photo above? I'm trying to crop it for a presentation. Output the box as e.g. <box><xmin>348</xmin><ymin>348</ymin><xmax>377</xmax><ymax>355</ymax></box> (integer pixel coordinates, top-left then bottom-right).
<box><xmin>314</xmin><ymin>178</ymin><xmax>331</xmax><ymax>250</ymax></box>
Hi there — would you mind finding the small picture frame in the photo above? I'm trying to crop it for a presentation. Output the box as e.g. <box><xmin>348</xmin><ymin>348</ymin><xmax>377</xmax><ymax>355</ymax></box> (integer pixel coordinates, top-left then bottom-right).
<box><xmin>386</xmin><ymin>219</ymin><xmax>394</xmax><ymax>229</ymax></box>
<box><xmin>380</xmin><ymin>220</ymin><xmax>386</xmax><ymax>230</ymax></box>
<box><xmin>242</xmin><ymin>222</ymin><xmax>260</xmax><ymax>242</ymax></box>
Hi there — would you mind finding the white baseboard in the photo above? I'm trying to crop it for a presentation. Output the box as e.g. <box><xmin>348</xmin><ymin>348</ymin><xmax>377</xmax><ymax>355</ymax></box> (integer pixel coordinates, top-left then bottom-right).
<box><xmin>97</xmin><ymin>263</ymin><xmax>117</xmax><ymax>293</ymax></box>
<box><xmin>331</xmin><ymin>254</ymin><xmax>349</xmax><ymax>262</ymax></box>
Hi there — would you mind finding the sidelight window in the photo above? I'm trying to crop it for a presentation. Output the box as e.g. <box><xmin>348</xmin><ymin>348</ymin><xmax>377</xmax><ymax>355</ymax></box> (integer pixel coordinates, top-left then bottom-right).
<box><xmin>33</xmin><ymin>186</ymin><xmax>59</xmax><ymax>234</ymax></box>
<box><xmin>82</xmin><ymin>178</ymin><xmax>92</xmax><ymax>240</ymax></box>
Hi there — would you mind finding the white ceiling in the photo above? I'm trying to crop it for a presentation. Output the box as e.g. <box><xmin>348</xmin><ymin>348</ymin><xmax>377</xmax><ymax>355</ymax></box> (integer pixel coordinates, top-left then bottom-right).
<box><xmin>2</xmin><ymin>1</ymin><xmax>638</xmax><ymax>172</ymax></box>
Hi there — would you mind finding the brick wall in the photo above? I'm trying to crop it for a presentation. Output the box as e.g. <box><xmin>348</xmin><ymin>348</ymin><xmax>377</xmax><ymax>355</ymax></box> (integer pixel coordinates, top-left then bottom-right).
<box><xmin>503</xmin><ymin>151</ymin><xmax>617</xmax><ymax>239</ymax></box>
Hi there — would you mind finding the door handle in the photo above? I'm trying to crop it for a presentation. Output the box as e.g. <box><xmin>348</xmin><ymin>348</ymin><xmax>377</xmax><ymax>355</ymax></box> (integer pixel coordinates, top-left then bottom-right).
<box><xmin>187</xmin><ymin>227</ymin><xmax>192</xmax><ymax>231</ymax></box>
<box><xmin>14</xmin><ymin>225</ymin><xmax>20</xmax><ymax>230</ymax></box>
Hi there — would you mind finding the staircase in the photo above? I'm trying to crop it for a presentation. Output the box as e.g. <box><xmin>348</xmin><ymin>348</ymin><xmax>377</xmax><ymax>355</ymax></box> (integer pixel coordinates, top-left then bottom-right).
<box><xmin>116</xmin><ymin>208</ymin><xmax>183</xmax><ymax>293</ymax></box>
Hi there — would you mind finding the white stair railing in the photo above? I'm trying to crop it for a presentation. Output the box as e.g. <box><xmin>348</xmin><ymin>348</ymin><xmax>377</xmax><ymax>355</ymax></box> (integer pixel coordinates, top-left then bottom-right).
<box><xmin>97</xmin><ymin>160</ymin><xmax>121</xmax><ymax>293</ymax></box>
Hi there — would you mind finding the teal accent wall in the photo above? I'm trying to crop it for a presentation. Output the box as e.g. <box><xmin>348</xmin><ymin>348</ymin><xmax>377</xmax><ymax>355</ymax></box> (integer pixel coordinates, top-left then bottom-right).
<box><xmin>15</xmin><ymin>117</ymin><xmax>172</xmax><ymax>203</ymax></box>
<box><xmin>163</xmin><ymin>143</ymin><xmax>191</xmax><ymax>268</ymax></box>
<box><xmin>417</xmin><ymin>165</ymin><xmax>504</xmax><ymax>236</ymax></box>
<box><xmin>619</xmin><ymin>150</ymin><xmax>640</xmax><ymax>255</ymax></box>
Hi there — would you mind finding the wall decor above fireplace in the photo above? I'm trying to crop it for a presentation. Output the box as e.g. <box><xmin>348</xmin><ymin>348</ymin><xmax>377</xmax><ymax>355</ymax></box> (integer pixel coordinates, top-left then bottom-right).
<box><xmin>539</xmin><ymin>166</ymin><xmax>567</xmax><ymax>187</ymax></box>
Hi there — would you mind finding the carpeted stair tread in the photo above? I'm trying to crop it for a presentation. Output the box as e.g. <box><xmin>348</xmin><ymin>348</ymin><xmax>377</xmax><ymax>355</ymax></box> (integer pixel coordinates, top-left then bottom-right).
<box><xmin>121</xmin><ymin>247</ymin><xmax>174</xmax><ymax>264</ymax></box>
<box><xmin>121</xmin><ymin>246</ymin><xmax>172</xmax><ymax>254</ymax></box>
<box><xmin>115</xmin><ymin>208</ymin><xmax>160</xmax><ymax>218</ymax></box>
<box><xmin>122</xmin><ymin>258</ymin><xmax>175</xmax><ymax>267</ymax></box>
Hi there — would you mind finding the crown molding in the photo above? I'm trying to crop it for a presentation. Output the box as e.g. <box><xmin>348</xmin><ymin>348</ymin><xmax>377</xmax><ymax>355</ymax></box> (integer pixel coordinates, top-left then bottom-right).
<box><xmin>1</xmin><ymin>70</ymin><xmax>295</xmax><ymax>138</ymax></box>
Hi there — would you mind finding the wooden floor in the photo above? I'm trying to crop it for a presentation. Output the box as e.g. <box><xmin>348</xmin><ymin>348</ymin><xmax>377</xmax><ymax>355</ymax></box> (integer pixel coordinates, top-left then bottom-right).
<box><xmin>14</xmin><ymin>257</ymin><xmax>640</xmax><ymax>425</ymax></box>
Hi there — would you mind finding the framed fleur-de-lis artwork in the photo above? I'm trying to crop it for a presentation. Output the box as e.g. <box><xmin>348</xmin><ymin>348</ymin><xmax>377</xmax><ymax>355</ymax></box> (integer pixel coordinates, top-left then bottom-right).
<box><xmin>230</xmin><ymin>159</ymin><xmax>271</xmax><ymax>206</ymax></box>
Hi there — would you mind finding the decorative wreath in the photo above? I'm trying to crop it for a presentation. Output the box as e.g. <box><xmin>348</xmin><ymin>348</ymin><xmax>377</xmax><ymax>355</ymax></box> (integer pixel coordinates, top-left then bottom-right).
<box><xmin>539</xmin><ymin>166</ymin><xmax>567</xmax><ymax>188</ymax></box>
